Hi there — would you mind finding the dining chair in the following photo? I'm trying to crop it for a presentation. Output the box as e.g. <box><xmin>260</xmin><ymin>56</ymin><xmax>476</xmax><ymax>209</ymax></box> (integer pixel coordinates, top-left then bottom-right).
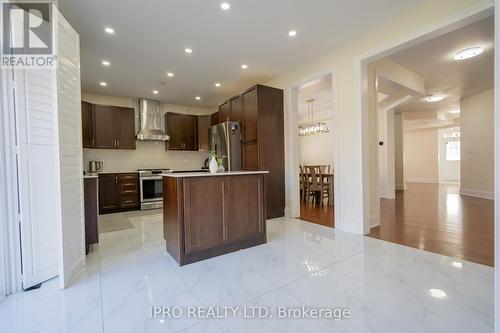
<box><xmin>304</xmin><ymin>165</ymin><xmax>320</xmax><ymax>204</ymax></box>
<box><xmin>317</xmin><ymin>166</ymin><xmax>330</xmax><ymax>206</ymax></box>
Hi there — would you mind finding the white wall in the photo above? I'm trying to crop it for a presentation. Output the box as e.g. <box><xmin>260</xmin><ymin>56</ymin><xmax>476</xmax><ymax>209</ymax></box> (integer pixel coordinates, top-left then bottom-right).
<box><xmin>394</xmin><ymin>113</ymin><xmax>405</xmax><ymax>189</ymax></box>
<box><xmin>460</xmin><ymin>89</ymin><xmax>494</xmax><ymax>199</ymax></box>
<box><xmin>404</xmin><ymin>128</ymin><xmax>439</xmax><ymax>183</ymax></box>
<box><xmin>266</xmin><ymin>0</ymin><xmax>493</xmax><ymax>234</ymax></box>
<box><xmin>299</xmin><ymin>118</ymin><xmax>334</xmax><ymax>168</ymax></box>
<box><xmin>81</xmin><ymin>93</ymin><xmax>215</xmax><ymax>172</ymax></box>
<box><xmin>494</xmin><ymin>0</ymin><xmax>499</xmax><ymax>327</ymax></box>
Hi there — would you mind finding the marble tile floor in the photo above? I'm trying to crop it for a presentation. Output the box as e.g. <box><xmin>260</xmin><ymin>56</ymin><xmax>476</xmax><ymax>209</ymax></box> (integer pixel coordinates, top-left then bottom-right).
<box><xmin>0</xmin><ymin>211</ymin><xmax>494</xmax><ymax>332</ymax></box>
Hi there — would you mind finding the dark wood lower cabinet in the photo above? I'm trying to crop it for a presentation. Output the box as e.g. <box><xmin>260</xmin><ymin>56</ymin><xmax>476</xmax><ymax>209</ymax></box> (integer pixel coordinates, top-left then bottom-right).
<box><xmin>163</xmin><ymin>173</ymin><xmax>267</xmax><ymax>266</ymax></box>
<box><xmin>98</xmin><ymin>174</ymin><xmax>119</xmax><ymax>211</ymax></box>
<box><xmin>84</xmin><ymin>177</ymin><xmax>99</xmax><ymax>254</ymax></box>
<box><xmin>99</xmin><ymin>173</ymin><xmax>139</xmax><ymax>214</ymax></box>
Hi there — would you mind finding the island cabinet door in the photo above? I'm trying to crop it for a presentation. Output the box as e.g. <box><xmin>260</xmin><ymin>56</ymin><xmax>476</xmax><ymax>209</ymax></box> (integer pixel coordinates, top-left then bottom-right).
<box><xmin>225</xmin><ymin>175</ymin><xmax>265</xmax><ymax>242</ymax></box>
<box><xmin>183</xmin><ymin>177</ymin><xmax>227</xmax><ymax>253</ymax></box>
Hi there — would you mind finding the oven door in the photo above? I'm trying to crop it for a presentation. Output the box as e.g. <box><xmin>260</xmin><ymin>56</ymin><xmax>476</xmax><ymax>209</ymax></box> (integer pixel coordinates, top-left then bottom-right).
<box><xmin>140</xmin><ymin>176</ymin><xmax>163</xmax><ymax>202</ymax></box>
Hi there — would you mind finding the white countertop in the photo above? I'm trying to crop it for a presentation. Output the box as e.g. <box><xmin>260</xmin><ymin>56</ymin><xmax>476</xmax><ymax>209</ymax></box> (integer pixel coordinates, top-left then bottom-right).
<box><xmin>162</xmin><ymin>171</ymin><xmax>269</xmax><ymax>178</ymax></box>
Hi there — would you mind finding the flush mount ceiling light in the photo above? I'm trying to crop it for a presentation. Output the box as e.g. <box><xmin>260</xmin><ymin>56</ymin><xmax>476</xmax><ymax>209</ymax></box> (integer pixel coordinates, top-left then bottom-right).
<box><xmin>452</xmin><ymin>261</ymin><xmax>463</xmax><ymax>268</ymax></box>
<box><xmin>449</xmin><ymin>110</ymin><xmax>460</xmax><ymax>114</ymax></box>
<box><xmin>195</xmin><ymin>96</ymin><xmax>201</xmax><ymax>100</ymax></box>
<box><xmin>426</xmin><ymin>95</ymin><xmax>444</xmax><ymax>103</ymax></box>
<box><xmin>167</xmin><ymin>72</ymin><xmax>174</xmax><ymax>77</ymax></box>
<box><xmin>298</xmin><ymin>99</ymin><xmax>329</xmax><ymax>136</ymax></box>
<box><xmin>429</xmin><ymin>289</ymin><xmax>447</xmax><ymax>299</ymax></box>
<box><xmin>288</xmin><ymin>30</ymin><xmax>297</xmax><ymax>37</ymax></box>
<box><xmin>152</xmin><ymin>90</ymin><xmax>159</xmax><ymax>94</ymax></box>
<box><xmin>99</xmin><ymin>81</ymin><xmax>107</xmax><ymax>87</ymax></box>
<box><xmin>215</xmin><ymin>82</ymin><xmax>221</xmax><ymax>87</ymax></box>
<box><xmin>241</xmin><ymin>64</ymin><xmax>248</xmax><ymax>69</ymax></box>
<box><xmin>185</xmin><ymin>48</ymin><xmax>193</xmax><ymax>54</ymax></box>
<box><xmin>101</xmin><ymin>60</ymin><xmax>110</xmax><ymax>66</ymax></box>
<box><xmin>454</xmin><ymin>46</ymin><xmax>484</xmax><ymax>60</ymax></box>
<box><xmin>220</xmin><ymin>2</ymin><xmax>230</xmax><ymax>10</ymax></box>
<box><xmin>104</xmin><ymin>27</ymin><xmax>114</xmax><ymax>34</ymax></box>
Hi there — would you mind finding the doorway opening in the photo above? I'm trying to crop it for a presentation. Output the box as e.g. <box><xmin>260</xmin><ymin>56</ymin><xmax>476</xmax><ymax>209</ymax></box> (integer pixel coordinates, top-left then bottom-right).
<box><xmin>291</xmin><ymin>73</ymin><xmax>336</xmax><ymax>227</ymax></box>
<box><xmin>364</xmin><ymin>13</ymin><xmax>494</xmax><ymax>266</ymax></box>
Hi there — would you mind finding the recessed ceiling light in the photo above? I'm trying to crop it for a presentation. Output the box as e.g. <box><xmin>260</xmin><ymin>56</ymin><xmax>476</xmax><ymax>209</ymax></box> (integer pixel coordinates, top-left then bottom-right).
<box><xmin>288</xmin><ymin>30</ymin><xmax>297</xmax><ymax>37</ymax></box>
<box><xmin>195</xmin><ymin>96</ymin><xmax>201</xmax><ymax>100</ymax></box>
<box><xmin>454</xmin><ymin>47</ymin><xmax>484</xmax><ymax>60</ymax></box>
<box><xmin>99</xmin><ymin>82</ymin><xmax>107</xmax><ymax>87</ymax></box>
<box><xmin>104</xmin><ymin>27</ymin><xmax>114</xmax><ymax>34</ymax></box>
<box><xmin>215</xmin><ymin>82</ymin><xmax>221</xmax><ymax>87</ymax></box>
<box><xmin>429</xmin><ymin>288</ymin><xmax>447</xmax><ymax>299</ymax></box>
<box><xmin>153</xmin><ymin>90</ymin><xmax>159</xmax><ymax>94</ymax></box>
<box><xmin>167</xmin><ymin>72</ymin><xmax>174</xmax><ymax>77</ymax></box>
<box><xmin>241</xmin><ymin>64</ymin><xmax>248</xmax><ymax>69</ymax></box>
<box><xmin>426</xmin><ymin>95</ymin><xmax>444</xmax><ymax>103</ymax></box>
<box><xmin>449</xmin><ymin>110</ymin><xmax>460</xmax><ymax>114</ymax></box>
<box><xmin>101</xmin><ymin>60</ymin><xmax>110</xmax><ymax>66</ymax></box>
<box><xmin>220</xmin><ymin>2</ymin><xmax>230</xmax><ymax>10</ymax></box>
<box><xmin>185</xmin><ymin>48</ymin><xmax>193</xmax><ymax>54</ymax></box>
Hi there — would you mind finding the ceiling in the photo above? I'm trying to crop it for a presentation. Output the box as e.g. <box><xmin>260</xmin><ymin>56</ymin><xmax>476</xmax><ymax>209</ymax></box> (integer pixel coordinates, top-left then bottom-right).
<box><xmin>297</xmin><ymin>75</ymin><xmax>332</xmax><ymax>122</ymax></box>
<box><xmin>58</xmin><ymin>0</ymin><xmax>426</xmax><ymax>107</ymax></box>
<box><xmin>388</xmin><ymin>15</ymin><xmax>494</xmax><ymax>114</ymax></box>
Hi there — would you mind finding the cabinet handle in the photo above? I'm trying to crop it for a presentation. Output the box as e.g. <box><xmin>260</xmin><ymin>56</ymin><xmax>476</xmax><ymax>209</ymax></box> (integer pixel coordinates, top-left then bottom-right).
<box><xmin>117</xmin><ymin>140</ymin><xmax>120</xmax><ymax>148</ymax></box>
<box><xmin>115</xmin><ymin>176</ymin><xmax>118</xmax><ymax>184</ymax></box>
<box><xmin>91</xmin><ymin>138</ymin><xmax>95</xmax><ymax>146</ymax></box>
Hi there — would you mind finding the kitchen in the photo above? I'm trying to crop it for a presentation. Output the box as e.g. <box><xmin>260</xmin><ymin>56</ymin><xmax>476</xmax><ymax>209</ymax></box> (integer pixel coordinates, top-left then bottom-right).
<box><xmin>82</xmin><ymin>85</ymin><xmax>285</xmax><ymax>262</ymax></box>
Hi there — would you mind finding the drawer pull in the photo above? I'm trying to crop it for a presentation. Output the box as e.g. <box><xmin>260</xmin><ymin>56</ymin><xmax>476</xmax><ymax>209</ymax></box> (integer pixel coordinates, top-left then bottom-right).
<box><xmin>121</xmin><ymin>190</ymin><xmax>136</xmax><ymax>194</ymax></box>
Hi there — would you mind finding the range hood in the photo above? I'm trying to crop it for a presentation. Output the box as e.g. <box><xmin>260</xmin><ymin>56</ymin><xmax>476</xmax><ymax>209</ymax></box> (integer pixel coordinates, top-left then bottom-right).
<box><xmin>136</xmin><ymin>99</ymin><xmax>170</xmax><ymax>141</ymax></box>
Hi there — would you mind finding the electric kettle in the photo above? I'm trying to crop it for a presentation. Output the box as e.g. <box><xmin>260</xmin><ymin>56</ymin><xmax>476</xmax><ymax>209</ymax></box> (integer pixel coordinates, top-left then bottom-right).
<box><xmin>89</xmin><ymin>160</ymin><xmax>103</xmax><ymax>174</ymax></box>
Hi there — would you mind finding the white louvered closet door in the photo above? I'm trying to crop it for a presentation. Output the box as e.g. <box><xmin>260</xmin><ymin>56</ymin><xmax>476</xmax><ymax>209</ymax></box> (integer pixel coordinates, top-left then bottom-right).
<box><xmin>15</xmin><ymin>68</ymin><xmax>60</xmax><ymax>289</ymax></box>
<box><xmin>55</xmin><ymin>9</ymin><xmax>85</xmax><ymax>288</ymax></box>
<box><xmin>13</xmin><ymin>7</ymin><xmax>84</xmax><ymax>289</ymax></box>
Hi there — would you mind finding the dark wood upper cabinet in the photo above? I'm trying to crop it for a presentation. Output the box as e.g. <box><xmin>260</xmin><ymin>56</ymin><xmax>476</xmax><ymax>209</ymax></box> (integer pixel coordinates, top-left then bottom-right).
<box><xmin>242</xmin><ymin>87</ymin><xmax>259</xmax><ymax>142</ymax></box>
<box><xmin>81</xmin><ymin>101</ymin><xmax>95</xmax><ymax>148</ymax></box>
<box><xmin>182</xmin><ymin>115</ymin><xmax>198</xmax><ymax>150</ymax></box>
<box><xmin>166</xmin><ymin>113</ymin><xmax>198</xmax><ymax>151</ymax></box>
<box><xmin>219</xmin><ymin>101</ymin><xmax>230</xmax><ymax>123</ymax></box>
<box><xmin>86</xmin><ymin>102</ymin><xmax>136</xmax><ymax>150</ymax></box>
<box><xmin>230</xmin><ymin>96</ymin><xmax>242</xmax><ymax>124</ymax></box>
<box><xmin>166</xmin><ymin>113</ymin><xmax>183</xmax><ymax>150</ymax></box>
<box><xmin>197</xmin><ymin>115</ymin><xmax>211</xmax><ymax>151</ymax></box>
<box><xmin>115</xmin><ymin>107</ymin><xmax>136</xmax><ymax>149</ymax></box>
<box><xmin>94</xmin><ymin>105</ymin><xmax>116</xmax><ymax>149</ymax></box>
<box><xmin>211</xmin><ymin>112</ymin><xmax>220</xmax><ymax>126</ymax></box>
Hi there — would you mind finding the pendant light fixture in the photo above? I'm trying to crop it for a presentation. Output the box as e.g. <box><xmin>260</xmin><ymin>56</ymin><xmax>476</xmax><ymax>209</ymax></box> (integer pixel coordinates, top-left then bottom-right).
<box><xmin>298</xmin><ymin>99</ymin><xmax>329</xmax><ymax>136</ymax></box>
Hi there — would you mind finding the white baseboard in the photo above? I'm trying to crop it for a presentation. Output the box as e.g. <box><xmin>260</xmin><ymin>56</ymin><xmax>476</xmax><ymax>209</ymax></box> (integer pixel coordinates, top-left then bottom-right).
<box><xmin>405</xmin><ymin>178</ymin><xmax>439</xmax><ymax>184</ymax></box>
<box><xmin>395</xmin><ymin>184</ymin><xmax>407</xmax><ymax>190</ymax></box>
<box><xmin>460</xmin><ymin>188</ymin><xmax>494</xmax><ymax>200</ymax></box>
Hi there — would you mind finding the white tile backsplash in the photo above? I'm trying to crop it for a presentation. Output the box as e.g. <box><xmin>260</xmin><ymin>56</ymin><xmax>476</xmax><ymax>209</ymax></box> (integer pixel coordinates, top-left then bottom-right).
<box><xmin>83</xmin><ymin>141</ymin><xmax>210</xmax><ymax>173</ymax></box>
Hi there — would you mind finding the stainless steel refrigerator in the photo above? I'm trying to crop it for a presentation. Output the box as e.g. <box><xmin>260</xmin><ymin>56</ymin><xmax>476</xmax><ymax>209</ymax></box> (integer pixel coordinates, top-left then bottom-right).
<box><xmin>210</xmin><ymin>121</ymin><xmax>242</xmax><ymax>171</ymax></box>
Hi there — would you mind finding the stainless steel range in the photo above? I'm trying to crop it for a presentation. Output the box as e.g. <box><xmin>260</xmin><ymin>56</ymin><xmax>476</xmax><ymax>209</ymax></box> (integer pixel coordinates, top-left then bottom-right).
<box><xmin>138</xmin><ymin>169</ymin><xmax>171</xmax><ymax>210</ymax></box>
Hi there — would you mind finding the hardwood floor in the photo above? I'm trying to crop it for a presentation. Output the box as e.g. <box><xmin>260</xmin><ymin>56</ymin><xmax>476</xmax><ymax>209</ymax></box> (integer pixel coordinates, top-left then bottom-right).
<box><xmin>368</xmin><ymin>183</ymin><xmax>494</xmax><ymax>266</ymax></box>
<box><xmin>300</xmin><ymin>201</ymin><xmax>334</xmax><ymax>228</ymax></box>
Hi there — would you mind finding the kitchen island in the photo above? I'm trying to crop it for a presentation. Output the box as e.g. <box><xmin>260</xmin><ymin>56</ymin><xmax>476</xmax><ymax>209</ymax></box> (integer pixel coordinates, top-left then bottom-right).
<box><xmin>162</xmin><ymin>171</ymin><xmax>269</xmax><ymax>265</ymax></box>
